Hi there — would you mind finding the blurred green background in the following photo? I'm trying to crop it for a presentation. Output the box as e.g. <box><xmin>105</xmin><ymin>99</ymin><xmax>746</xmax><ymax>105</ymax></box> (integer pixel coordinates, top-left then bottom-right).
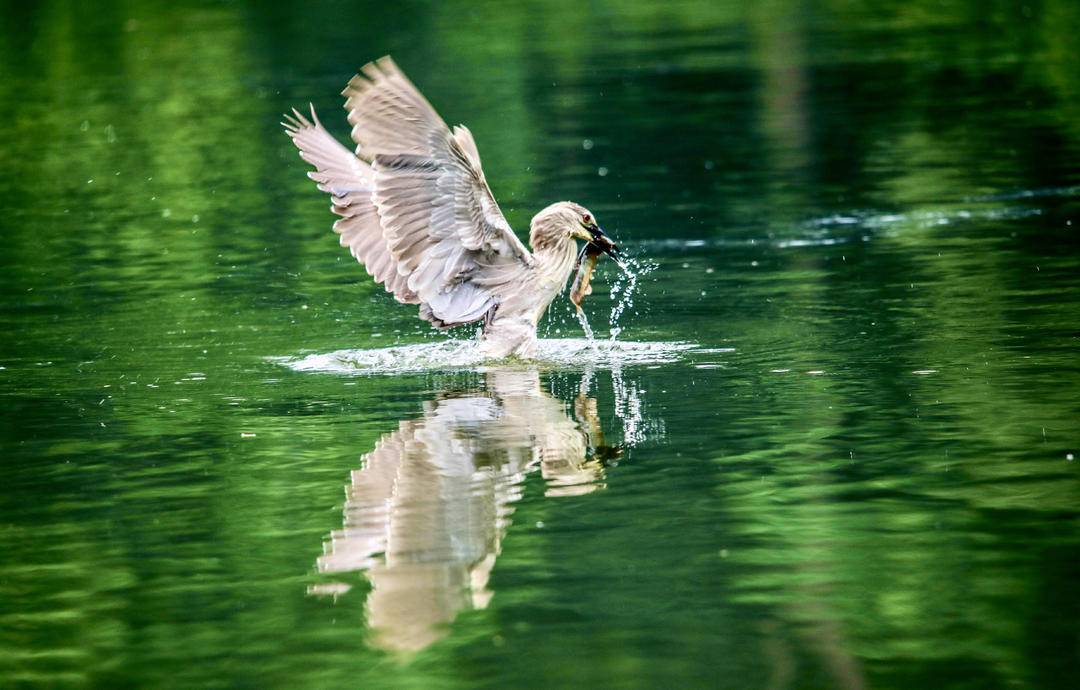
<box><xmin>1</xmin><ymin>0</ymin><xmax>1078</xmax><ymax>688</ymax></box>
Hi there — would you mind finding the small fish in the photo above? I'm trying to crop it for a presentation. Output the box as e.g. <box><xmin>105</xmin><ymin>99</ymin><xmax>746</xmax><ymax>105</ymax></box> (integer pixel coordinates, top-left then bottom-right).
<box><xmin>570</xmin><ymin>244</ymin><xmax>603</xmax><ymax>310</ymax></box>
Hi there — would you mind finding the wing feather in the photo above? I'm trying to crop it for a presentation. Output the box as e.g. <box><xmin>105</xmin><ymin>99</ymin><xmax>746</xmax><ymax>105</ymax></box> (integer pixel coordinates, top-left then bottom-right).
<box><xmin>285</xmin><ymin>56</ymin><xmax>534</xmax><ymax>328</ymax></box>
<box><xmin>282</xmin><ymin>107</ymin><xmax>418</xmax><ymax>303</ymax></box>
<box><xmin>342</xmin><ymin>57</ymin><xmax>533</xmax><ymax>327</ymax></box>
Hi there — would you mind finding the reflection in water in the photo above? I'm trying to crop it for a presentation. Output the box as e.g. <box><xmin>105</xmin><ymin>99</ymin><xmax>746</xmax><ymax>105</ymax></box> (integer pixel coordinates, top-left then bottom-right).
<box><xmin>309</xmin><ymin>369</ymin><xmax>650</xmax><ymax>653</ymax></box>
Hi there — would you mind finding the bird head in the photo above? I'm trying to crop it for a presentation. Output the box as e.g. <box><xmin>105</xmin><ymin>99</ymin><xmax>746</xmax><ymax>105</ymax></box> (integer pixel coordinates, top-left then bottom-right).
<box><xmin>529</xmin><ymin>202</ymin><xmax>620</xmax><ymax>259</ymax></box>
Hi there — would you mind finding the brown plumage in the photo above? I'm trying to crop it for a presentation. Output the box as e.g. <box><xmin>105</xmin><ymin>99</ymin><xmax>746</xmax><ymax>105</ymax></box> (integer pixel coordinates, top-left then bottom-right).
<box><xmin>283</xmin><ymin>56</ymin><xmax>617</xmax><ymax>358</ymax></box>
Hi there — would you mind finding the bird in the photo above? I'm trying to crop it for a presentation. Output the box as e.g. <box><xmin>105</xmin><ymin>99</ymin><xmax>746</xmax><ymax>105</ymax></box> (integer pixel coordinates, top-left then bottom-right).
<box><xmin>282</xmin><ymin>56</ymin><xmax>619</xmax><ymax>359</ymax></box>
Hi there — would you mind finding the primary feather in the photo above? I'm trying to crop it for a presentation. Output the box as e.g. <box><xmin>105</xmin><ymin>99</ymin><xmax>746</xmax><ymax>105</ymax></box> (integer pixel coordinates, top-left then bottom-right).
<box><xmin>284</xmin><ymin>56</ymin><xmax>605</xmax><ymax>357</ymax></box>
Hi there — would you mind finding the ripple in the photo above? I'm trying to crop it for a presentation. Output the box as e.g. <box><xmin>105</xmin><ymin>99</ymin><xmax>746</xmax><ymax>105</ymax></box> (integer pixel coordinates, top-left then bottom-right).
<box><xmin>639</xmin><ymin>203</ymin><xmax>1049</xmax><ymax>252</ymax></box>
<box><xmin>274</xmin><ymin>338</ymin><xmax>696</xmax><ymax>375</ymax></box>
<box><xmin>965</xmin><ymin>184</ymin><xmax>1080</xmax><ymax>202</ymax></box>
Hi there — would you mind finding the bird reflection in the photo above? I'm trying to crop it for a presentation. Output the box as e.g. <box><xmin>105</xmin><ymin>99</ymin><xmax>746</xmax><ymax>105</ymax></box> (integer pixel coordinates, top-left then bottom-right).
<box><xmin>309</xmin><ymin>368</ymin><xmax>643</xmax><ymax>653</ymax></box>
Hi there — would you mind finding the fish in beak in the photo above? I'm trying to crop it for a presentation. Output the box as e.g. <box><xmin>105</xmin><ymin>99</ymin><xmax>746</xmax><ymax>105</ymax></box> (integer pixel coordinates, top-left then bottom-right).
<box><xmin>570</xmin><ymin>244</ymin><xmax>600</xmax><ymax>309</ymax></box>
<box><xmin>585</xmin><ymin>222</ymin><xmax>620</xmax><ymax>260</ymax></box>
<box><xmin>571</xmin><ymin>220</ymin><xmax>622</xmax><ymax>310</ymax></box>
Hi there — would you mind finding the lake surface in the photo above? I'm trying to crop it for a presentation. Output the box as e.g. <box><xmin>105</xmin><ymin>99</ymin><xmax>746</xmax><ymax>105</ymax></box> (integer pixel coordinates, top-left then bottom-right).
<box><xmin>2</xmin><ymin>1</ymin><xmax>1079</xmax><ymax>688</ymax></box>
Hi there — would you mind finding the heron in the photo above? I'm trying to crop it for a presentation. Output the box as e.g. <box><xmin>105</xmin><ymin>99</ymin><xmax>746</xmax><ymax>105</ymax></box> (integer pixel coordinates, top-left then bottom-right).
<box><xmin>283</xmin><ymin>56</ymin><xmax>620</xmax><ymax>359</ymax></box>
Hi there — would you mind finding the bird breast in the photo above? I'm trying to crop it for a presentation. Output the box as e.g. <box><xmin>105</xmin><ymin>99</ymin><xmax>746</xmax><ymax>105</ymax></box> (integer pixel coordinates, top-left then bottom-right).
<box><xmin>530</xmin><ymin>240</ymin><xmax>580</xmax><ymax>313</ymax></box>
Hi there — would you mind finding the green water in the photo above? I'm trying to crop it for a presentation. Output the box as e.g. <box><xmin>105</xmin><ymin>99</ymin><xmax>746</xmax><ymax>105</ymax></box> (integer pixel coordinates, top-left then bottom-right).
<box><xmin>2</xmin><ymin>1</ymin><xmax>1080</xmax><ymax>688</ymax></box>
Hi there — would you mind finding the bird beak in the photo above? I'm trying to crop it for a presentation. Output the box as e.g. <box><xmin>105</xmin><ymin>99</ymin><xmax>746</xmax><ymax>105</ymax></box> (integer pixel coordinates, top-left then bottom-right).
<box><xmin>587</xmin><ymin>224</ymin><xmax>621</xmax><ymax>260</ymax></box>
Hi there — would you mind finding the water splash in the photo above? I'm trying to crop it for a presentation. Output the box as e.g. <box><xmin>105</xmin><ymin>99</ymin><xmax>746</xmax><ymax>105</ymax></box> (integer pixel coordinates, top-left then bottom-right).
<box><xmin>282</xmin><ymin>250</ymin><xmax>668</xmax><ymax>377</ymax></box>
<box><xmin>608</xmin><ymin>256</ymin><xmax>655</xmax><ymax>340</ymax></box>
<box><xmin>275</xmin><ymin>338</ymin><xmax>695</xmax><ymax>376</ymax></box>
<box><xmin>575</xmin><ymin>308</ymin><xmax>598</xmax><ymax>352</ymax></box>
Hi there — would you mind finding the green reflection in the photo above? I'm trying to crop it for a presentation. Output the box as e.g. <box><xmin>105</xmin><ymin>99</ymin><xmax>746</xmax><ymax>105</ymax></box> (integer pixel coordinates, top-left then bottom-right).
<box><xmin>1</xmin><ymin>0</ymin><xmax>1078</xmax><ymax>689</ymax></box>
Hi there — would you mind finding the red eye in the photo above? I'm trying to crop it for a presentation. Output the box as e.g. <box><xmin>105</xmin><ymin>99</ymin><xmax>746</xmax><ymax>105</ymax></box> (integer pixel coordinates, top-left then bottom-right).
<box><xmin>582</xmin><ymin>214</ymin><xmax>592</xmax><ymax>225</ymax></box>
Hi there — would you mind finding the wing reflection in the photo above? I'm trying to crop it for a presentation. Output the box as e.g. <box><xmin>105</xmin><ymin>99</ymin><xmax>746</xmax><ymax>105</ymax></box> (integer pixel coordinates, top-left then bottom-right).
<box><xmin>309</xmin><ymin>368</ymin><xmax>648</xmax><ymax>653</ymax></box>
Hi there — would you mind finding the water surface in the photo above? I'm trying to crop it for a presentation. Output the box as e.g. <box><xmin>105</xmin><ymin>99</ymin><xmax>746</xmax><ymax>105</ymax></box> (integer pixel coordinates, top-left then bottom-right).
<box><xmin>2</xmin><ymin>1</ymin><xmax>1079</xmax><ymax>688</ymax></box>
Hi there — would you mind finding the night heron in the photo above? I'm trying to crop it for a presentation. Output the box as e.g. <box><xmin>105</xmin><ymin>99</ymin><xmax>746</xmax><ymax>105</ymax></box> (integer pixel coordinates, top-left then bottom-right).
<box><xmin>283</xmin><ymin>56</ymin><xmax>619</xmax><ymax>358</ymax></box>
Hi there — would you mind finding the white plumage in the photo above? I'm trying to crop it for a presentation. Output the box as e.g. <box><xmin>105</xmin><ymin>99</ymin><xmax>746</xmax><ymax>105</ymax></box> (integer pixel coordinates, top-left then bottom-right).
<box><xmin>284</xmin><ymin>56</ymin><xmax>618</xmax><ymax>358</ymax></box>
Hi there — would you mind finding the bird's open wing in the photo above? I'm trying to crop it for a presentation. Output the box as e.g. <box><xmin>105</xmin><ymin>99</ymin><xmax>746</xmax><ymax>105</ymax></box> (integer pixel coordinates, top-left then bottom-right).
<box><xmin>342</xmin><ymin>56</ymin><xmax>533</xmax><ymax>327</ymax></box>
<box><xmin>283</xmin><ymin>107</ymin><xmax>419</xmax><ymax>303</ymax></box>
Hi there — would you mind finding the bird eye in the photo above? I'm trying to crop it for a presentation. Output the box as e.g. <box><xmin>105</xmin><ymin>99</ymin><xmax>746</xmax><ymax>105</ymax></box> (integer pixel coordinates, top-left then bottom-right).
<box><xmin>582</xmin><ymin>214</ymin><xmax>592</xmax><ymax>225</ymax></box>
